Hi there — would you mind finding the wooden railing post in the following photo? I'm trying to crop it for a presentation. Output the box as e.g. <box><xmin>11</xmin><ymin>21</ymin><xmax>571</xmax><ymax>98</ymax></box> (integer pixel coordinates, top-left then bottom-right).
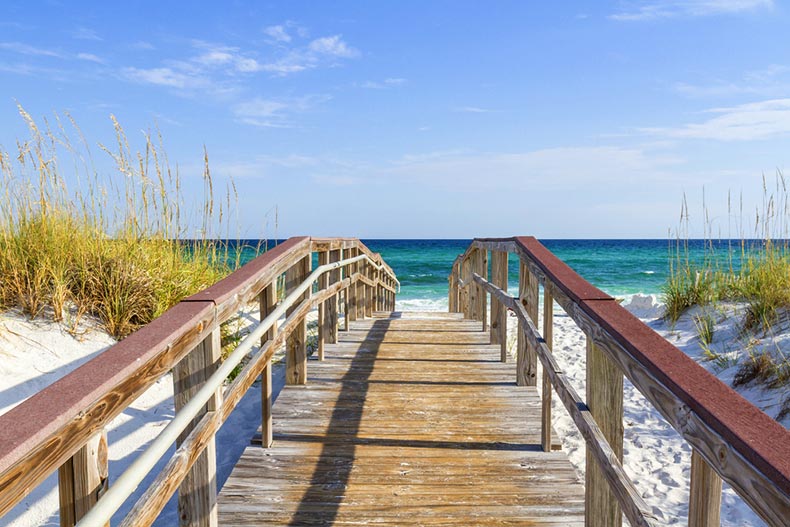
<box><xmin>365</xmin><ymin>260</ymin><xmax>374</xmax><ymax>318</ymax></box>
<box><xmin>259</xmin><ymin>281</ymin><xmax>277</xmax><ymax>448</ymax></box>
<box><xmin>541</xmin><ymin>283</ymin><xmax>554</xmax><ymax>452</ymax></box>
<box><xmin>461</xmin><ymin>256</ymin><xmax>472</xmax><ymax>319</ymax></box>
<box><xmin>172</xmin><ymin>328</ymin><xmax>221</xmax><ymax>527</ymax></box>
<box><xmin>477</xmin><ymin>249</ymin><xmax>488</xmax><ymax>331</ymax></box>
<box><xmin>58</xmin><ymin>432</ymin><xmax>109</xmax><ymax>527</ymax></box>
<box><xmin>585</xmin><ymin>337</ymin><xmax>624</xmax><ymax>527</ymax></box>
<box><xmin>448</xmin><ymin>262</ymin><xmax>458</xmax><ymax>312</ymax></box>
<box><xmin>317</xmin><ymin>251</ymin><xmax>329</xmax><ymax>360</ymax></box>
<box><xmin>689</xmin><ymin>450</ymin><xmax>723</xmax><ymax>527</ymax></box>
<box><xmin>327</xmin><ymin>249</ymin><xmax>341</xmax><ymax>341</ymax></box>
<box><xmin>347</xmin><ymin>248</ymin><xmax>358</xmax><ymax>323</ymax></box>
<box><xmin>285</xmin><ymin>255</ymin><xmax>310</xmax><ymax>385</ymax></box>
<box><xmin>517</xmin><ymin>261</ymin><xmax>538</xmax><ymax>386</ymax></box>
<box><xmin>490</xmin><ymin>251</ymin><xmax>508</xmax><ymax>362</ymax></box>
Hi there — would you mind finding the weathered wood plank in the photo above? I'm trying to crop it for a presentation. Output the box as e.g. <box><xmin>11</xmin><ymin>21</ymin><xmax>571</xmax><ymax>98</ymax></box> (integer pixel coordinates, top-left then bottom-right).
<box><xmin>58</xmin><ymin>432</ymin><xmax>108</xmax><ymax>527</ymax></box>
<box><xmin>517</xmin><ymin>263</ymin><xmax>538</xmax><ymax>386</ymax></box>
<box><xmin>490</xmin><ymin>250</ymin><xmax>508</xmax><ymax>362</ymax></box>
<box><xmin>219</xmin><ymin>313</ymin><xmax>586</xmax><ymax>525</ymax></box>
<box><xmin>542</xmin><ymin>283</ymin><xmax>554</xmax><ymax>453</ymax></box>
<box><xmin>585</xmin><ymin>338</ymin><xmax>624</xmax><ymax>527</ymax></box>
<box><xmin>172</xmin><ymin>329</ymin><xmax>221</xmax><ymax>527</ymax></box>
<box><xmin>285</xmin><ymin>255</ymin><xmax>311</xmax><ymax>385</ymax></box>
<box><xmin>689</xmin><ymin>449</ymin><xmax>722</xmax><ymax>527</ymax></box>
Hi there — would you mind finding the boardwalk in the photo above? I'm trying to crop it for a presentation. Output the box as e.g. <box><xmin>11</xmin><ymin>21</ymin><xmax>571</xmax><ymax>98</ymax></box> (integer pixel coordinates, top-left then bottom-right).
<box><xmin>218</xmin><ymin>311</ymin><xmax>585</xmax><ymax>526</ymax></box>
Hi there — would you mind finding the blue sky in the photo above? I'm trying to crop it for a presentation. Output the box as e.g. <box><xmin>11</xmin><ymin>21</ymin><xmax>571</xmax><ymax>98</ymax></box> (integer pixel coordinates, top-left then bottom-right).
<box><xmin>1</xmin><ymin>0</ymin><xmax>789</xmax><ymax>238</ymax></box>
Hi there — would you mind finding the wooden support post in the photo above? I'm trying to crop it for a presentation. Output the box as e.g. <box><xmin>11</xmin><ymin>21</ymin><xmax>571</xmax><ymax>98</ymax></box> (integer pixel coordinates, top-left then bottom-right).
<box><xmin>365</xmin><ymin>261</ymin><xmax>374</xmax><ymax>318</ymax></box>
<box><xmin>461</xmin><ymin>257</ymin><xmax>472</xmax><ymax>319</ymax></box>
<box><xmin>541</xmin><ymin>283</ymin><xmax>554</xmax><ymax>453</ymax></box>
<box><xmin>689</xmin><ymin>450</ymin><xmax>723</xmax><ymax>527</ymax></box>
<box><xmin>259</xmin><ymin>282</ymin><xmax>277</xmax><ymax>448</ymax></box>
<box><xmin>327</xmin><ymin>249</ymin><xmax>341</xmax><ymax>343</ymax></box>
<box><xmin>517</xmin><ymin>261</ymin><xmax>539</xmax><ymax>386</ymax></box>
<box><xmin>448</xmin><ymin>266</ymin><xmax>457</xmax><ymax>313</ymax></box>
<box><xmin>477</xmin><ymin>249</ymin><xmax>488</xmax><ymax>331</ymax></box>
<box><xmin>285</xmin><ymin>255</ymin><xmax>310</xmax><ymax>385</ymax></box>
<box><xmin>348</xmin><ymin>249</ymin><xmax>358</xmax><ymax>323</ymax></box>
<box><xmin>490</xmin><ymin>251</ymin><xmax>508</xmax><ymax>362</ymax></box>
<box><xmin>317</xmin><ymin>251</ymin><xmax>329</xmax><ymax>361</ymax></box>
<box><xmin>585</xmin><ymin>337</ymin><xmax>624</xmax><ymax>527</ymax></box>
<box><xmin>172</xmin><ymin>329</ymin><xmax>221</xmax><ymax>527</ymax></box>
<box><xmin>58</xmin><ymin>432</ymin><xmax>109</xmax><ymax>527</ymax></box>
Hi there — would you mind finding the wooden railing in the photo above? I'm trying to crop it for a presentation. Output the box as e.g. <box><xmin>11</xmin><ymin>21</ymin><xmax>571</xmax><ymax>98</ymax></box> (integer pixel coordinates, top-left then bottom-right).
<box><xmin>448</xmin><ymin>237</ymin><xmax>790</xmax><ymax>527</ymax></box>
<box><xmin>0</xmin><ymin>237</ymin><xmax>397</xmax><ymax>527</ymax></box>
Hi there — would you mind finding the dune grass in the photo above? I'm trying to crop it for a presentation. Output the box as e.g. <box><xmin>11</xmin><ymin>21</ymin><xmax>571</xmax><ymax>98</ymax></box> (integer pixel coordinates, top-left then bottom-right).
<box><xmin>0</xmin><ymin>106</ymin><xmax>233</xmax><ymax>339</ymax></box>
<box><xmin>662</xmin><ymin>175</ymin><xmax>790</xmax><ymax>393</ymax></box>
<box><xmin>663</xmin><ymin>179</ymin><xmax>790</xmax><ymax>330</ymax></box>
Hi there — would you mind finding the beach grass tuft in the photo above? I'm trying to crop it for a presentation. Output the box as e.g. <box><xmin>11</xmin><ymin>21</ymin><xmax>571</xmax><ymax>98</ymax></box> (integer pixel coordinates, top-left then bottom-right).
<box><xmin>0</xmin><ymin>106</ymin><xmax>233</xmax><ymax>338</ymax></box>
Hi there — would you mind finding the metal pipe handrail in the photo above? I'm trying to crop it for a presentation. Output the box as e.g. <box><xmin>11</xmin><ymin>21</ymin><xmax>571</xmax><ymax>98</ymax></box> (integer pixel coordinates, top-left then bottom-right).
<box><xmin>76</xmin><ymin>253</ymin><xmax>377</xmax><ymax>527</ymax></box>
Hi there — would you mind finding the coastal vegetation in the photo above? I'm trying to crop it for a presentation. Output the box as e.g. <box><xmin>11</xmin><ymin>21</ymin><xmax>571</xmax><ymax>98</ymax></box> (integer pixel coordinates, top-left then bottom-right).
<box><xmin>663</xmin><ymin>177</ymin><xmax>790</xmax><ymax>395</ymax></box>
<box><xmin>0</xmin><ymin>106</ymin><xmax>234</xmax><ymax>339</ymax></box>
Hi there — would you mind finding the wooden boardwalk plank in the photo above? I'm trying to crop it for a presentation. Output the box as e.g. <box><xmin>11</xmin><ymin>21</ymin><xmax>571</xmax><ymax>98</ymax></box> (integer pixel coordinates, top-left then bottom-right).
<box><xmin>218</xmin><ymin>312</ymin><xmax>584</xmax><ymax>526</ymax></box>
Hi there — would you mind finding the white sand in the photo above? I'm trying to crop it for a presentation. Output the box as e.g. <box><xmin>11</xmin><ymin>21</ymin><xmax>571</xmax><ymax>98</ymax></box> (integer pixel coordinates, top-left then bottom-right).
<box><xmin>0</xmin><ymin>297</ymin><xmax>786</xmax><ymax>526</ymax></box>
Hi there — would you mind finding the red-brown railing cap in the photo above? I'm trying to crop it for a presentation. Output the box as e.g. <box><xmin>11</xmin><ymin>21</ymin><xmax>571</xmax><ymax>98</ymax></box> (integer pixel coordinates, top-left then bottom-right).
<box><xmin>184</xmin><ymin>236</ymin><xmax>310</xmax><ymax>305</ymax></box>
<box><xmin>0</xmin><ymin>300</ymin><xmax>214</xmax><ymax>475</ymax></box>
<box><xmin>582</xmin><ymin>299</ymin><xmax>790</xmax><ymax>494</ymax></box>
<box><xmin>513</xmin><ymin>236</ymin><xmax>613</xmax><ymax>302</ymax></box>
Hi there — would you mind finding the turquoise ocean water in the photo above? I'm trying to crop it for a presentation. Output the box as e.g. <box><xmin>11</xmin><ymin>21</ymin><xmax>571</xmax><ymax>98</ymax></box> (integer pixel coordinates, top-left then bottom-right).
<box><xmin>234</xmin><ymin>239</ymin><xmax>741</xmax><ymax>311</ymax></box>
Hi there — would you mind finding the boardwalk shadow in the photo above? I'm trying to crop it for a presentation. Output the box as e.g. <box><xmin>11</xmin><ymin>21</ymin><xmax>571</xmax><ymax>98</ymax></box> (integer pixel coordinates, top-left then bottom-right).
<box><xmin>287</xmin><ymin>317</ymin><xmax>390</xmax><ymax>526</ymax></box>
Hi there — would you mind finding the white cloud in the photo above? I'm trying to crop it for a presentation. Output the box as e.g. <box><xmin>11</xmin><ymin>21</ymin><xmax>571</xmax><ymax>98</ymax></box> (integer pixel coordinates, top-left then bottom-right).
<box><xmin>610</xmin><ymin>0</ymin><xmax>772</xmax><ymax>20</ymax></box>
<box><xmin>76</xmin><ymin>52</ymin><xmax>104</xmax><ymax>64</ymax></box>
<box><xmin>0</xmin><ymin>42</ymin><xmax>63</xmax><ymax>58</ymax></box>
<box><xmin>454</xmin><ymin>106</ymin><xmax>492</xmax><ymax>113</ymax></box>
<box><xmin>263</xmin><ymin>25</ymin><xmax>291</xmax><ymax>43</ymax></box>
<box><xmin>674</xmin><ymin>64</ymin><xmax>790</xmax><ymax>98</ymax></box>
<box><xmin>122</xmin><ymin>67</ymin><xmax>197</xmax><ymax>88</ymax></box>
<box><xmin>232</xmin><ymin>95</ymin><xmax>330</xmax><ymax>128</ymax></box>
<box><xmin>645</xmin><ymin>98</ymin><xmax>790</xmax><ymax>141</ymax></box>
<box><xmin>360</xmin><ymin>77</ymin><xmax>407</xmax><ymax>89</ymax></box>
<box><xmin>131</xmin><ymin>41</ymin><xmax>155</xmax><ymax>51</ymax></box>
<box><xmin>308</xmin><ymin>35</ymin><xmax>359</xmax><ymax>58</ymax></box>
<box><xmin>71</xmin><ymin>27</ymin><xmax>102</xmax><ymax>41</ymax></box>
<box><xmin>383</xmin><ymin>146</ymin><xmax>683</xmax><ymax>192</ymax></box>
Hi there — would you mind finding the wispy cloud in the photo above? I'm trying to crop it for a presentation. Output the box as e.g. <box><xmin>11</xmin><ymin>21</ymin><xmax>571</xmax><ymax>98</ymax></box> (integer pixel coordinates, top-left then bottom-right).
<box><xmin>674</xmin><ymin>64</ymin><xmax>790</xmax><ymax>98</ymax></box>
<box><xmin>232</xmin><ymin>95</ymin><xmax>330</xmax><ymax>128</ymax></box>
<box><xmin>644</xmin><ymin>98</ymin><xmax>790</xmax><ymax>141</ymax></box>
<box><xmin>71</xmin><ymin>27</ymin><xmax>102</xmax><ymax>41</ymax></box>
<box><xmin>122</xmin><ymin>67</ymin><xmax>198</xmax><ymax>88</ymax></box>
<box><xmin>454</xmin><ymin>106</ymin><xmax>493</xmax><ymax>113</ymax></box>
<box><xmin>76</xmin><ymin>52</ymin><xmax>104</xmax><ymax>64</ymax></box>
<box><xmin>610</xmin><ymin>0</ymin><xmax>772</xmax><ymax>21</ymax></box>
<box><xmin>259</xmin><ymin>34</ymin><xmax>359</xmax><ymax>76</ymax></box>
<box><xmin>263</xmin><ymin>25</ymin><xmax>292</xmax><ymax>44</ymax></box>
<box><xmin>360</xmin><ymin>77</ymin><xmax>406</xmax><ymax>89</ymax></box>
<box><xmin>0</xmin><ymin>41</ymin><xmax>63</xmax><ymax>58</ymax></box>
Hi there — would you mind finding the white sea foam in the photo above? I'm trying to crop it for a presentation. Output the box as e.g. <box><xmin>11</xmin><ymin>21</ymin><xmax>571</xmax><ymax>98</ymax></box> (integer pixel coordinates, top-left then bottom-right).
<box><xmin>395</xmin><ymin>297</ymin><xmax>448</xmax><ymax>312</ymax></box>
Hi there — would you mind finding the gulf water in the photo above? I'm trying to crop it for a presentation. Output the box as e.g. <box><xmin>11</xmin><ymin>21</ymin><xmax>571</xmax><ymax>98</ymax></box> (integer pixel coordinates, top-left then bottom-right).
<box><xmin>234</xmin><ymin>239</ymin><xmax>742</xmax><ymax>311</ymax></box>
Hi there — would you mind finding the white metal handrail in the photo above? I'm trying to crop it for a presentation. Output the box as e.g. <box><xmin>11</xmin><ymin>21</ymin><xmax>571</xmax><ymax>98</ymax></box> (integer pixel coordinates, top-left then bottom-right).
<box><xmin>76</xmin><ymin>252</ymin><xmax>384</xmax><ymax>527</ymax></box>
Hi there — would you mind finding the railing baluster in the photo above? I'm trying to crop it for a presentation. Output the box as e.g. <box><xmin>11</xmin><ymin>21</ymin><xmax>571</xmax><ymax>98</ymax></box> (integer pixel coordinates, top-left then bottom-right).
<box><xmin>585</xmin><ymin>337</ymin><xmax>624</xmax><ymax>527</ymax></box>
<box><xmin>172</xmin><ymin>329</ymin><xmax>221</xmax><ymax>527</ymax></box>
<box><xmin>58</xmin><ymin>432</ymin><xmax>109</xmax><ymax>527</ymax></box>
<box><xmin>259</xmin><ymin>281</ymin><xmax>277</xmax><ymax>448</ymax></box>
<box><xmin>517</xmin><ymin>262</ymin><xmax>538</xmax><ymax>386</ymax></box>
<box><xmin>689</xmin><ymin>449</ymin><xmax>723</xmax><ymax>527</ymax></box>
<box><xmin>541</xmin><ymin>283</ymin><xmax>554</xmax><ymax>453</ymax></box>
<box><xmin>285</xmin><ymin>255</ymin><xmax>310</xmax><ymax>385</ymax></box>
<box><xmin>490</xmin><ymin>250</ymin><xmax>508</xmax><ymax>362</ymax></box>
<box><xmin>327</xmin><ymin>249</ymin><xmax>341</xmax><ymax>341</ymax></box>
<box><xmin>317</xmin><ymin>251</ymin><xmax>329</xmax><ymax>360</ymax></box>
